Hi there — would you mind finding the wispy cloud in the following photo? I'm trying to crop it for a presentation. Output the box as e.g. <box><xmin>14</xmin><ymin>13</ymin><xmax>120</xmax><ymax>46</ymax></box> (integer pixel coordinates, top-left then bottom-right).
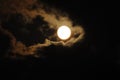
<box><xmin>0</xmin><ymin>0</ymin><xmax>85</xmax><ymax>57</ymax></box>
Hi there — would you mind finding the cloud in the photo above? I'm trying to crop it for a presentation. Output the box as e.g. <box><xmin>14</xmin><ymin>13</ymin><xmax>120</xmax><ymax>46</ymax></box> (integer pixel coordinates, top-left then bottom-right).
<box><xmin>0</xmin><ymin>26</ymin><xmax>60</xmax><ymax>56</ymax></box>
<box><xmin>0</xmin><ymin>0</ymin><xmax>85</xmax><ymax>57</ymax></box>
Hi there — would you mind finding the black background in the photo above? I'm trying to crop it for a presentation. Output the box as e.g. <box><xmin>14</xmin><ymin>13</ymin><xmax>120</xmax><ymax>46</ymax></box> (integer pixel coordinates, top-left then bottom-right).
<box><xmin>0</xmin><ymin>0</ymin><xmax>119</xmax><ymax>79</ymax></box>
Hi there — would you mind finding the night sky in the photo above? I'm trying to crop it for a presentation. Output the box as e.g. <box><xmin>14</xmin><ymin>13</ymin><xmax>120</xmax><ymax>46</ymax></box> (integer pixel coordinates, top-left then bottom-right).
<box><xmin>0</xmin><ymin>0</ymin><xmax>119</xmax><ymax>79</ymax></box>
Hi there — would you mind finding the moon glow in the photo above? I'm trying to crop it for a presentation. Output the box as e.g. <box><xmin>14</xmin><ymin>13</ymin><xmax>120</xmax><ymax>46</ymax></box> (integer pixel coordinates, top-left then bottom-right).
<box><xmin>57</xmin><ymin>25</ymin><xmax>71</xmax><ymax>40</ymax></box>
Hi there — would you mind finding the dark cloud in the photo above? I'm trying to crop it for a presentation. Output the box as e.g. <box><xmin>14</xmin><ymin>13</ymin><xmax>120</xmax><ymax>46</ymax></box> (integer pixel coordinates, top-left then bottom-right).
<box><xmin>0</xmin><ymin>0</ymin><xmax>85</xmax><ymax>57</ymax></box>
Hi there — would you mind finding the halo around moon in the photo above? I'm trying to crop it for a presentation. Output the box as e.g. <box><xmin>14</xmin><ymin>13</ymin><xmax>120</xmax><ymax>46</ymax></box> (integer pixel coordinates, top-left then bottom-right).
<box><xmin>57</xmin><ymin>25</ymin><xmax>71</xmax><ymax>40</ymax></box>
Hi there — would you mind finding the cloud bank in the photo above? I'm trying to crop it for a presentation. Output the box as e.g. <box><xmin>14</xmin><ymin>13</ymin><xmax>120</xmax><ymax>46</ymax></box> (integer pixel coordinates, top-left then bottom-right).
<box><xmin>0</xmin><ymin>0</ymin><xmax>85</xmax><ymax>57</ymax></box>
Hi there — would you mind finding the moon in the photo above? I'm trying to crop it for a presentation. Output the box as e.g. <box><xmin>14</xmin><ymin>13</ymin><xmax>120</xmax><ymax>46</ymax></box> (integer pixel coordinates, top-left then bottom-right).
<box><xmin>57</xmin><ymin>25</ymin><xmax>71</xmax><ymax>40</ymax></box>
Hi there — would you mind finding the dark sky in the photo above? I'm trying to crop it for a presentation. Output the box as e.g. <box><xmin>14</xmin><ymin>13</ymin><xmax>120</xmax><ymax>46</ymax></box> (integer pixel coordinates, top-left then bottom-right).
<box><xmin>0</xmin><ymin>0</ymin><xmax>119</xmax><ymax>79</ymax></box>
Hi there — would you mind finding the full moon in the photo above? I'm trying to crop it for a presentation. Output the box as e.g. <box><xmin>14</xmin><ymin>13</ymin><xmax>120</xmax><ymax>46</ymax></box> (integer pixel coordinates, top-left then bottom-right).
<box><xmin>57</xmin><ymin>25</ymin><xmax>71</xmax><ymax>40</ymax></box>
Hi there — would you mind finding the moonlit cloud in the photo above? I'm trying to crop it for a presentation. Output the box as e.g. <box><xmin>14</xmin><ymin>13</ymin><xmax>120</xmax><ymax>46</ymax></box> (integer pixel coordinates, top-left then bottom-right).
<box><xmin>0</xmin><ymin>0</ymin><xmax>85</xmax><ymax>57</ymax></box>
